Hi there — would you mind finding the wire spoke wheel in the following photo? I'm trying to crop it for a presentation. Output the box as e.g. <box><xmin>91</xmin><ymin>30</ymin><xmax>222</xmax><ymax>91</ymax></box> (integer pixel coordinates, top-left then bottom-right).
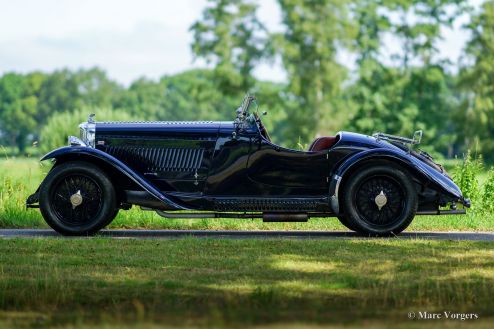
<box><xmin>40</xmin><ymin>161</ymin><xmax>117</xmax><ymax>236</ymax></box>
<box><xmin>51</xmin><ymin>174</ymin><xmax>103</xmax><ymax>226</ymax></box>
<box><xmin>342</xmin><ymin>164</ymin><xmax>418</xmax><ymax>236</ymax></box>
<box><xmin>354</xmin><ymin>175</ymin><xmax>405</xmax><ymax>227</ymax></box>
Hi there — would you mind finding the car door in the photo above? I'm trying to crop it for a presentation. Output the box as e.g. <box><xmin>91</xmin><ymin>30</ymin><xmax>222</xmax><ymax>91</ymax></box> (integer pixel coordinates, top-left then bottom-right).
<box><xmin>246</xmin><ymin>139</ymin><xmax>329</xmax><ymax>196</ymax></box>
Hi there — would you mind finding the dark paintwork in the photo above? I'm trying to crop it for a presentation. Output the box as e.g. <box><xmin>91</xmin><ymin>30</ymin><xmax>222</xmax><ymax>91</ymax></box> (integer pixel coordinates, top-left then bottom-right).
<box><xmin>34</xmin><ymin>115</ymin><xmax>468</xmax><ymax>215</ymax></box>
<box><xmin>40</xmin><ymin>146</ymin><xmax>189</xmax><ymax>210</ymax></box>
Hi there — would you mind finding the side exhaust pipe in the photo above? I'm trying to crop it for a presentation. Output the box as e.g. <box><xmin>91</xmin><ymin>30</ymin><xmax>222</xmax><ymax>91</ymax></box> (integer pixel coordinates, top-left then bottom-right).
<box><xmin>262</xmin><ymin>213</ymin><xmax>308</xmax><ymax>222</ymax></box>
<box><xmin>154</xmin><ymin>211</ymin><xmax>310</xmax><ymax>222</ymax></box>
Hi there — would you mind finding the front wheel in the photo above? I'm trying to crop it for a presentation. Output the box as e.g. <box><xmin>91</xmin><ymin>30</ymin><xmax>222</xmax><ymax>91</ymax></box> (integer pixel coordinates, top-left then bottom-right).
<box><xmin>342</xmin><ymin>164</ymin><xmax>418</xmax><ymax>236</ymax></box>
<box><xmin>39</xmin><ymin>161</ymin><xmax>117</xmax><ymax>236</ymax></box>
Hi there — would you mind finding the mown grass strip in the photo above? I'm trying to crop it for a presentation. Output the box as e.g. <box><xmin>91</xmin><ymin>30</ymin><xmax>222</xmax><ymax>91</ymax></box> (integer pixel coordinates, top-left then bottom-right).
<box><xmin>0</xmin><ymin>238</ymin><xmax>493</xmax><ymax>328</ymax></box>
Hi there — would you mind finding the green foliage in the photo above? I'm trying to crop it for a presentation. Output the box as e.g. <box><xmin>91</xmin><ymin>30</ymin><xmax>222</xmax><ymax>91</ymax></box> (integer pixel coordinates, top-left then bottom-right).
<box><xmin>114</xmin><ymin>77</ymin><xmax>167</xmax><ymax>120</ymax></box>
<box><xmin>453</xmin><ymin>150</ymin><xmax>483</xmax><ymax>203</ymax></box>
<box><xmin>347</xmin><ymin>0</ymin><xmax>465</xmax><ymax>156</ymax></box>
<box><xmin>159</xmin><ymin>69</ymin><xmax>238</xmax><ymax>121</ymax></box>
<box><xmin>276</xmin><ymin>0</ymin><xmax>356</xmax><ymax>143</ymax></box>
<box><xmin>0</xmin><ymin>68</ymin><xmax>123</xmax><ymax>153</ymax></box>
<box><xmin>458</xmin><ymin>0</ymin><xmax>494</xmax><ymax>163</ymax></box>
<box><xmin>0</xmin><ymin>72</ymin><xmax>44</xmax><ymax>152</ymax></box>
<box><xmin>481</xmin><ymin>167</ymin><xmax>494</xmax><ymax>214</ymax></box>
<box><xmin>36</xmin><ymin>68</ymin><xmax>122</xmax><ymax>119</ymax></box>
<box><xmin>190</xmin><ymin>0</ymin><xmax>270</xmax><ymax>94</ymax></box>
<box><xmin>39</xmin><ymin>108</ymin><xmax>137</xmax><ymax>154</ymax></box>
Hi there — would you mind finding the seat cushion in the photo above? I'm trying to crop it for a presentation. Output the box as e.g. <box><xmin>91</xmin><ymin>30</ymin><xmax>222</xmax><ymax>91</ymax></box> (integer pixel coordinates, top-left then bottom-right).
<box><xmin>309</xmin><ymin>136</ymin><xmax>339</xmax><ymax>152</ymax></box>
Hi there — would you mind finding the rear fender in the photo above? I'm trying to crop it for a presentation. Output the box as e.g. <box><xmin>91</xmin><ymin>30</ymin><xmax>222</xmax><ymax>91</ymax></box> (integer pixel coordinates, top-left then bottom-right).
<box><xmin>328</xmin><ymin>148</ymin><xmax>464</xmax><ymax>214</ymax></box>
<box><xmin>40</xmin><ymin>146</ymin><xmax>190</xmax><ymax>210</ymax></box>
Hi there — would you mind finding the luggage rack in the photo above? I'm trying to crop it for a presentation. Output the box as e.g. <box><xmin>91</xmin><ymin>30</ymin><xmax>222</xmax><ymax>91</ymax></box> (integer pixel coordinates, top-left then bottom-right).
<box><xmin>373</xmin><ymin>130</ymin><xmax>423</xmax><ymax>146</ymax></box>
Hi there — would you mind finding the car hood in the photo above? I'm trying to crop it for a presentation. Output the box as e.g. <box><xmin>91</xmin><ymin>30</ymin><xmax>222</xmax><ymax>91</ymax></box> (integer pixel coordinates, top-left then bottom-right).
<box><xmin>95</xmin><ymin>121</ymin><xmax>229</xmax><ymax>137</ymax></box>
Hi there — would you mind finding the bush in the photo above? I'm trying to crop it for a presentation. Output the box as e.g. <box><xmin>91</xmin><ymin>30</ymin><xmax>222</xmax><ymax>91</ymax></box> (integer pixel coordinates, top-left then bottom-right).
<box><xmin>453</xmin><ymin>150</ymin><xmax>483</xmax><ymax>204</ymax></box>
<box><xmin>39</xmin><ymin>107</ymin><xmax>137</xmax><ymax>154</ymax></box>
<box><xmin>481</xmin><ymin>168</ymin><xmax>494</xmax><ymax>214</ymax></box>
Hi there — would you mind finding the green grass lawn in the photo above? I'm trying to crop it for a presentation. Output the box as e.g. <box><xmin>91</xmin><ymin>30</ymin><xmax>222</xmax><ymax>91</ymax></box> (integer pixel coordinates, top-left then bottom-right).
<box><xmin>0</xmin><ymin>238</ymin><xmax>493</xmax><ymax>328</ymax></box>
<box><xmin>1</xmin><ymin>159</ymin><xmax>493</xmax><ymax>328</ymax></box>
<box><xmin>0</xmin><ymin>158</ymin><xmax>492</xmax><ymax>232</ymax></box>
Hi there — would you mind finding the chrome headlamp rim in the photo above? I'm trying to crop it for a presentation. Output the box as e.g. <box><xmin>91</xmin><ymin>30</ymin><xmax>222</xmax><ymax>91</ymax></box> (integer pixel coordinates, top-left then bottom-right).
<box><xmin>78</xmin><ymin>121</ymin><xmax>96</xmax><ymax>148</ymax></box>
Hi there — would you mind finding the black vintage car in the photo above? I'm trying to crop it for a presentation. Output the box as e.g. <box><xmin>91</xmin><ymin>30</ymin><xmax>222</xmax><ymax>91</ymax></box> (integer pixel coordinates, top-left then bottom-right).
<box><xmin>27</xmin><ymin>95</ymin><xmax>469</xmax><ymax>236</ymax></box>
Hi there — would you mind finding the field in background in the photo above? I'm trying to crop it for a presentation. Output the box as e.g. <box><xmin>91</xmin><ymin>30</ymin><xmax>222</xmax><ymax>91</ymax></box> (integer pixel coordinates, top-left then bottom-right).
<box><xmin>0</xmin><ymin>158</ymin><xmax>491</xmax><ymax>232</ymax></box>
<box><xmin>0</xmin><ymin>238</ymin><xmax>493</xmax><ymax>328</ymax></box>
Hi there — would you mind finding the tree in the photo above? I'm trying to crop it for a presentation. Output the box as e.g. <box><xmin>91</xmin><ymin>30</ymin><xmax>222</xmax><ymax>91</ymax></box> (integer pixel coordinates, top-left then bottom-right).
<box><xmin>190</xmin><ymin>0</ymin><xmax>270</xmax><ymax>94</ymax></box>
<box><xmin>39</xmin><ymin>107</ymin><xmax>137</xmax><ymax>154</ymax></box>
<box><xmin>37</xmin><ymin>68</ymin><xmax>121</xmax><ymax>121</ymax></box>
<box><xmin>72</xmin><ymin>68</ymin><xmax>122</xmax><ymax>109</ymax></box>
<box><xmin>347</xmin><ymin>0</ymin><xmax>466</xmax><ymax>156</ymax></box>
<box><xmin>377</xmin><ymin>0</ymin><xmax>467</xmax><ymax>67</ymax></box>
<box><xmin>160</xmin><ymin>69</ymin><xmax>239</xmax><ymax>121</ymax></box>
<box><xmin>458</xmin><ymin>0</ymin><xmax>494</xmax><ymax>162</ymax></box>
<box><xmin>275</xmin><ymin>0</ymin><xmax>356</xmax><ymax>143</ymax></box>
<box><xmin>115</xmin><ymin>78</ymin><xmax>166</xmax><ymax>120</ymax></box>
<box><xmin>36</xmin><ymin>69</ymin><xmax>80</xmax><ymax>121</ymax></box>
<box><xmin>0</xmin><ymin>72</ymin><xmax>45</xmax><ymax>152</ymax></box>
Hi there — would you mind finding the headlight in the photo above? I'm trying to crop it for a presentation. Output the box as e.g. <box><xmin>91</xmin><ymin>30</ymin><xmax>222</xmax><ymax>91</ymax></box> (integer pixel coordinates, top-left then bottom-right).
<box><xmin>78</xmin><ymin>122</ymin><xmax>96</xmax><ymax>148</ymax></box>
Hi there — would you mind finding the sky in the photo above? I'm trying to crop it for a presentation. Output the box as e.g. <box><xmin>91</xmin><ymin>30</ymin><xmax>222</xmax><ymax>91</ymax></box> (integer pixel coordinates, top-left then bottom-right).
<box><xmin>0</xmin><ymin>0</ymin><xmax>485</xmax><ymax>86</ymax></box>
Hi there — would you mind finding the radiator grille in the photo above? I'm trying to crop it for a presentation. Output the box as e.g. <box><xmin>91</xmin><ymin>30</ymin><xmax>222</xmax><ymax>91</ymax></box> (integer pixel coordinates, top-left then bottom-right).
<box><xmin>106</xmin><ymin>146</ymin><xmax>204</xmax><ymax>172</ymax></box>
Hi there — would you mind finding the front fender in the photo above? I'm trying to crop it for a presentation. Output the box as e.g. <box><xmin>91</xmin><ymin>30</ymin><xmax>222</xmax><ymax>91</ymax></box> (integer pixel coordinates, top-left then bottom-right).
<box><xmin>329</xmin><ymin>148</ymin><xmax>464</xmax><ymax>214</ymax></box>
<box><xmin>41</xmin><ymin>146</ymin><xmax>190</xmax><ymax>210</ymax></box>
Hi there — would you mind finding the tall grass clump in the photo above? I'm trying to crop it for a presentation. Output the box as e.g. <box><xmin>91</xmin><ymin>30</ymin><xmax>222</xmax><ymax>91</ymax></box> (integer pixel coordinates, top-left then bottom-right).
<box><xmin>0</xmin><ymin>159</ymin><xmax>46</xmax><ymax>227</ymax></box>
<box><xmin>481</xmin><ymin>168</ymin><xmax>494</xmax><ymax>214</ymax></box>
<box><xmin>454</xmin><ymin>150</ymin><xmax>483</xmax><ymax>204</ymax></box>
<box><xmin>453</xmin><ymin>150</ymin><xmax>494</xmax><ymax>216</ymax></box>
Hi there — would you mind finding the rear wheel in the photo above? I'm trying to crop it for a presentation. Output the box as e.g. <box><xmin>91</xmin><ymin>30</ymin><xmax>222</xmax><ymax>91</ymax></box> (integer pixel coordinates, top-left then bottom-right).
<box><xmin>342</xmin><ymin>164</ymin><xmax>417</xmax><ymax>236</ymax></box>
<box><xmin>39</xmin><ymin>161</ymin><xmax>117</xmax><ymax>236</ymax></box>
<box><xmin>337</xmin><ymin>215</ymin><xmax>359</xmax><ymax>232</ymax></box>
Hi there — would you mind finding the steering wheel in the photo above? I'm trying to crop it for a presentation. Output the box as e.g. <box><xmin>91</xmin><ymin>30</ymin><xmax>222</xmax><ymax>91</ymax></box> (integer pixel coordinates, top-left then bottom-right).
<box><xmin>254</xmin><ymin>112</ymin><xmax>271</xmax><ymax>142</ymax></box>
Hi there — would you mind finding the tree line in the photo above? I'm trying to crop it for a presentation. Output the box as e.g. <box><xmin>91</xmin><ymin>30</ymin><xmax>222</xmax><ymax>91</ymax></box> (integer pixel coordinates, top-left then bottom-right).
<box><xmin>1</xmin><ymin>0</ymin><xmax>494</xmax><ymax>162</ymax></box>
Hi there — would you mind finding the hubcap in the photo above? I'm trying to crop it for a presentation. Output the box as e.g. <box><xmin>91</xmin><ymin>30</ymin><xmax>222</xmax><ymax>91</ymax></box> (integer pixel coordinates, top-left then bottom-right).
<box><xmin>374</xmin><ymin>191</ymin><xmax>387</xmax><ymax>211</ymax></box>
<box><xmin>70</xmin><ymin>190</ymin><xmax>83</xmax><ymax>209</ymax></box>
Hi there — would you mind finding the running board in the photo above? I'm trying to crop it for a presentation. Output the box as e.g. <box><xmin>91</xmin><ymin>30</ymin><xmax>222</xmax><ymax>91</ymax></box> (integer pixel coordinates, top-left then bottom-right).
<box><xmin>155</xmin><ymin>211</ymin><xmax>333</xmax><ymax>221</ymax></box>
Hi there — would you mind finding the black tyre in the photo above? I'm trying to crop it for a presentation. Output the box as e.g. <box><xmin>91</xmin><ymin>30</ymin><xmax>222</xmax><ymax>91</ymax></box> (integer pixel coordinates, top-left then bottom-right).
<box><xmin>337</xmin><ymin>215</ymin><xmax>359</xmax><ymax>232</ymax></box>
<box><xmin>103</xmin><ymin>209</ymin><xmax>120</xmax><ymax>228</ymax></box>
<box><xmin>39</xmin><ymin>161</ymin><xmax>117</xmax><ymax>236</ymax></box>
<box><xmin>342</xmin><ymin>164</ymin><xmax>418</xmax><ymax>236</ymax></box>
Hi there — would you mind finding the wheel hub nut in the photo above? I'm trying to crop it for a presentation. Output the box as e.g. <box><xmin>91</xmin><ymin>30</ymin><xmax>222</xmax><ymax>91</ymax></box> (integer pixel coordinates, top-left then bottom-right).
<box><xmin>374</xmin><ymin>190</ymin><xmax>387</xmax><ymax>211</ymax></box>
<box><xmin>70</xmin><ymin>190</ymin><xmax>83</xmax><ymax>209</ymax></box>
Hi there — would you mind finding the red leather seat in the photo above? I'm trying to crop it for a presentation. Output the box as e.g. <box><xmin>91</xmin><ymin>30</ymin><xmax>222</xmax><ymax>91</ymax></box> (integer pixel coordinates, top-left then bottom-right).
<box><xmin>309</xmin><ymin>136</ymin><xmax>339</xmax><ymax>152</ymax></box>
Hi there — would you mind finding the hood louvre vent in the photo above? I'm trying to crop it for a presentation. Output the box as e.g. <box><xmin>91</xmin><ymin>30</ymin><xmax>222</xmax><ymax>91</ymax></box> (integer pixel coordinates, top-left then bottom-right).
<box><xmin>106</xmin><ymin>146</ymin><xmax>204</xmax><ymax>172</ymax></box>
